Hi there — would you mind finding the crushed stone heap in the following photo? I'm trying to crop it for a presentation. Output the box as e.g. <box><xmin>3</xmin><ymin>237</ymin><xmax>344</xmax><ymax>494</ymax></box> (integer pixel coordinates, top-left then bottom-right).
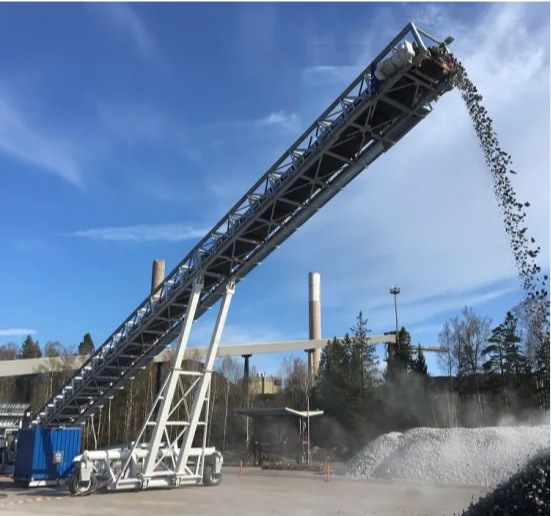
<box><xmin>345</xmin><ymin>425</ymin><xmax>549</xmax><ymax>486</ymax></box>
<box><xmin>460</xmin><ymin>451</ymin><xmax>550</xmax><ymax>516</ymax></box>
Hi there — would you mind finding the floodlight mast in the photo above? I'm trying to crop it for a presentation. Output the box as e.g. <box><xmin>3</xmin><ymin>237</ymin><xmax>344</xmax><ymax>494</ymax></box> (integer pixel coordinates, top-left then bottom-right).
<box><xmin>36</xmin><ymin>21</ymin><xmax>458</xmax><ymax>494</ymax></box>
<box><xmin>390</xmin><ymin>286</ymin><xmax>401</xmax><ymax>335</ymax></box>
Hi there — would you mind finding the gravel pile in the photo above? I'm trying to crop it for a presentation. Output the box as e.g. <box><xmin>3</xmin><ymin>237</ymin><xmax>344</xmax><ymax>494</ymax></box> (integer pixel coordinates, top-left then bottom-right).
<box><xmin>345</xmin><ymin>425</ymin><xmax>549</xmax><ymax>486</ymax></box>
<box><xmin>460</xmin><ymin>451</ymin><xmax>550</xmax><ymax>515</ymax></box>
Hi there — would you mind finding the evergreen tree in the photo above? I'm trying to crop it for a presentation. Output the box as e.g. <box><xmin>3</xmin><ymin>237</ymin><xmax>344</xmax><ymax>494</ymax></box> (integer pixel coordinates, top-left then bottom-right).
<box><xmin>315</xmin><ymin>337</ymin><xmax>351</xmax><ymax>439</ymax></box>
<box><xmin>18</xmin><ymin>335</ymin><xmax>41</xmax><ymax>359</ymax></box>
<box><xmin>349</xmin><ymin>311</ymin><xmax>377</xmax><ymax>391</ymax></box>
<box><xmin>78</xmin><ymin>333</ymin><xmax>95</xmax><ymax>356</ymax></box>
<box><xmin>482</xmin><ymin>322</ymin><xmax>506</xmax><ymax>382</ymax></box>
<box><xmin>500</xmin><ymin>311</ymin><xmax>527</xmax><ymax>377</ymax></box>
<box><xmin>381</xmin><ymin>328</ymin><xmax>432</xmax><ymax>432</ymax></box>
<box><xmin>16</xmin><ymin>335</ymin><xmax>42</xmax><ymax>404</ymax></box>
<box><xmin>315</xmin><ymin>320</ymin><xmax>377</xmax><ymax>445</ymax></box>
<box><xmin>411</xmin><ymin>344</ymin><xmax>428</xmax><ymax>377</ymax></box>
<box><xmin>316</xmin><ymin>337</ymin><xmax>349</xmax><ymax>416</ymax></box>
<box><xmin>483</xmin><ymin>312</ymin><xmax>527</xmax><ymax>384</ymax></box>
<box><xmin>385</xmin><ymin>327</ymin><xmax>413</xmax><ymax>381</ymax></box>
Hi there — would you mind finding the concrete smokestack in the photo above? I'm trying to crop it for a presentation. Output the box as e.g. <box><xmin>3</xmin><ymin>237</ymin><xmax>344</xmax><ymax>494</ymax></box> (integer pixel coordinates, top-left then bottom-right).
<box><xmin>151</xmin><ymin>259</ymin><xmax>166</xmax><ymax>300</ymax></box>
<box><xmin>308</xmin><ymin>272</ymin><xmax>321</xmax><ymax>378</ymax></box>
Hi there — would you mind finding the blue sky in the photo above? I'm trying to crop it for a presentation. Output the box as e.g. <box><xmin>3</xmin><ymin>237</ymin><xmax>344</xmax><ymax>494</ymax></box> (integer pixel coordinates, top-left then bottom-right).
<box><xmin>1</xmin><ymin>2</ymin><xmax>549</xmax><ymax>377</ymax></box>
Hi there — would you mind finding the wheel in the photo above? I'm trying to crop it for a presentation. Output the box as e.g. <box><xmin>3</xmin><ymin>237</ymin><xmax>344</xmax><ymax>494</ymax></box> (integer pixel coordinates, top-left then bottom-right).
<box><xmin>202</xmin><ymin>464</ymin><xmax>222</xmax><ymax>487</ymax></box>
<box><xmin>68</xmin><ymin>472</ymin><xmax>97</xmax><ymax>495</ymax></box>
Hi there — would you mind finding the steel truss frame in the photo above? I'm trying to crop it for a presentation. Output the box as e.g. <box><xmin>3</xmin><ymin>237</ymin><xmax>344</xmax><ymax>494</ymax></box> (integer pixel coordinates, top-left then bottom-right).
<box><xmin>34</xmin><ymin>21</ymin><xmax>456</xmax><ymax>428</ymax></box>
<box><xmin>77</xmin><ymin>279</ymin><xmax>233</xmax><ymax>490</ymax></box>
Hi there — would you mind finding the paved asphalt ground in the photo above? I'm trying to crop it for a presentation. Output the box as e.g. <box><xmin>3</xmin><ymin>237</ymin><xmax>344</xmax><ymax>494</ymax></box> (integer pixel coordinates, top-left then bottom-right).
<box><xmin>0</xmin><ymin>467</ymin><xmax>484</xmax><ymax>516</ymax></box>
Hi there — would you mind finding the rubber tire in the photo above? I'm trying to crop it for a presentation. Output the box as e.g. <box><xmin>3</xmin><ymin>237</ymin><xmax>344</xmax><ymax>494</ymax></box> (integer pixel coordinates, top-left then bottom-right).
<box><xmin>203</xmin><ymin>464</ymin><xmax>222</xmax><ymax>487</ymax></box>
<box><xmin>68</xmin><ymin>472</ymin><xmax>97</xmax><ymax>495</ymax></box>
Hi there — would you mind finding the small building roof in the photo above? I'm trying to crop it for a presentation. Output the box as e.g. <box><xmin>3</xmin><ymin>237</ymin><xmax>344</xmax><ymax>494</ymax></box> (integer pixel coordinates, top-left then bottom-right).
<box><xmin>236</xmin><ymin>407</ymin><xmax>324</xmax><ymax>418</ymax></box>
<box><xmin>0</xmin><ymin>402</ymin><xmax>30</xmax><ymax>430</ymax></box>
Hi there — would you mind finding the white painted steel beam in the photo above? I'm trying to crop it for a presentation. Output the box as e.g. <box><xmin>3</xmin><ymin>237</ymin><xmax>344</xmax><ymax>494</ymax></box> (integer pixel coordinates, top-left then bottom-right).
<box><xmin>141</xmin><ymin>281</ymin><xmax>203</xmax><ymax>479</ymax></box>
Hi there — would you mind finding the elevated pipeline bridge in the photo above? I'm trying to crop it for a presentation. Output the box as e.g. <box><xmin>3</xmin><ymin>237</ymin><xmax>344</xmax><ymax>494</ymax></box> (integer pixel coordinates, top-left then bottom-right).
<box><xmin>32</xmin><ymin>22</ymin><xmax>457</xmax><ymax>429</ymax></box>
<box><xmin>0</xmin><ymin>336</ymin><xmax>446</xmax><ymax>378</ymax></box>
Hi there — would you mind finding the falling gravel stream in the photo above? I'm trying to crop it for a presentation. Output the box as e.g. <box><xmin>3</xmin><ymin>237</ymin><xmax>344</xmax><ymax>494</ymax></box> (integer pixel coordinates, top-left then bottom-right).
<box><xmin>430</xmin><ymin>45</ymin><xmax>549</xmax><ymax>327</ymax></box>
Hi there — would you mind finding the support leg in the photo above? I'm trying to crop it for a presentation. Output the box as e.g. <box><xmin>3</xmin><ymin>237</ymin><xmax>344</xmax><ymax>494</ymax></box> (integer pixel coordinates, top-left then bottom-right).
<box><xmin>140</xmin><ymin>280</ymin><xmax>203</xmax><ymax>478</ymax></box>
<box><xmin>176</xmin><ymin>282</ymin><xmax>235</xmax><ymax>475</ymax></box>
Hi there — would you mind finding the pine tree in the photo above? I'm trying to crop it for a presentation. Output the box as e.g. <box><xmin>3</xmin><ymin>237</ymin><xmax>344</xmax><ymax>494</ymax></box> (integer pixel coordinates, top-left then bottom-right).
<box><xmin>78</xmin><ymin>333</ymin><xmax>95</xmax><ymax>356</ymax></box>
<box><xmin>316</xmin><ymin>337</ymin><xmax>348</xmax><ymax>416</ymax></box>
<box><xmin>382</xmin><ymin>328</ymin><xmax>424</xmax><ymax>432</ymax></box>
<box><xmin>385</xmin><ymin>327</ymin><xmax>413</xmax><ymax>381</ymax></box>
<box><xmin>315</xmin><ymin>317</ymin><xmax>377</xmax><ymax>445</ymax></box>
<box><xmin>412</xmin><ymin>344</ymin><xmax>428</xmax><ymax>377</ymax></box>
<box><xmin>16</xmin><ymin>335</ymin><xmax>42</xmax><ymax>404</ymax></box>
<box><xmin>350</xmin><ymin>311</ymin><xmax>377</xmax><ymax>391</ymax></box>
<box><xmin>483</xmin><ymin>312</ymin><xmax>527</xmax><ymax>385</ymax></box>
<box><xmin>482</xmin><ymin>322</ymin><xmax>506</xmax><ymax>382</ymax></box>
<box><xmin>500</xmin><ymin>311</ymin><xmax>527</xmax><ymax>377</ymax></box>
<box><xmin>18</xmin><ymin>335</ymin><xmax>41</xmax><ymax>359</ymax></box>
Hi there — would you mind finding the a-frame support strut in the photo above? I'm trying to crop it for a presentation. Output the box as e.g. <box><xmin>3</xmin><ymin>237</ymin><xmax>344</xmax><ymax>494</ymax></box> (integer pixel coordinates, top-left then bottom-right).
<box><xmin>109</xmin><ymin>278</ymin><xmax>235</xmax><ymax>490</ymax></box>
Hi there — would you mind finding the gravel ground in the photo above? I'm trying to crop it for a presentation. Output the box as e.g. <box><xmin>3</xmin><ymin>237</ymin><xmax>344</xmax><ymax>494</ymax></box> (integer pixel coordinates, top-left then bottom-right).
<box><xmin>460</xmin><ymin>451</ymin><xmax>550</xmax><ymax>515</ymax></box>
<box><xmin>345</xmin><ymin>425</ymin><xmax>549</xmax><ymax>486</ymax></box>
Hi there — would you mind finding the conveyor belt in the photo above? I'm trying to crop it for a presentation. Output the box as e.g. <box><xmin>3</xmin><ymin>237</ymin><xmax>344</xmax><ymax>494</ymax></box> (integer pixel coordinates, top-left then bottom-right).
<box><xmin>33</xmin><ymin>22</ymin><xmax>457</xmax><ymax>427</ymax></box>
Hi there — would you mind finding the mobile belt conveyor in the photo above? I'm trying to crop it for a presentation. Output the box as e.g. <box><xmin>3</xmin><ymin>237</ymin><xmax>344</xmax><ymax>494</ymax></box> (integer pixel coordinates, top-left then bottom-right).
<box><xmin>30</xmin><ymin>22</ymin><xmax>458</xmax><ymax>494</ymax></box>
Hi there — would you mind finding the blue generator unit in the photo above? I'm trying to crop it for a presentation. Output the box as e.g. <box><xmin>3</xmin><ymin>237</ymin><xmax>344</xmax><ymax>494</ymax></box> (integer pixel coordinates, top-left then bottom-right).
<box><xmin>13</xmin><ymin>427</ymin><xmax>81</xmax><ymax>487</ymax></box>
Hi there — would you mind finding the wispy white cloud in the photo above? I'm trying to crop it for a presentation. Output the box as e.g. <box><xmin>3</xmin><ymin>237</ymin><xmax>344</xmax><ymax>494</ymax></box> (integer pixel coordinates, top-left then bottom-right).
<box><xmin>220</xmin><ymin>110</ymin><xmax>300</xmax><ymax>133</ymax></box>
<box><xmin>0</xmin><ymin>329</ymin><xmax>37</xmax><ymax>337</ymax></box>
<box><xmin>87</xmin><ymin>3</ymin><xmax>158</xmax><ymax>62</ymax></box>
<box><xmin>256</xmin><ymin>111</ymin><xmax>300</xmax><ymax>132</ymax></box>
<box><xmin>379</xmin><ymin>286</ymin><xmax>518</xmax><ymax>332</ymax></box>
<box><xmin>0</xmin><ymin>97</ymin><xmax>82</xmax><ymax>186</ymax></box>
<box><xmin>68</xmin><ymin>223</ymin><xmax>208</xmax><ymax>243</ymax></box>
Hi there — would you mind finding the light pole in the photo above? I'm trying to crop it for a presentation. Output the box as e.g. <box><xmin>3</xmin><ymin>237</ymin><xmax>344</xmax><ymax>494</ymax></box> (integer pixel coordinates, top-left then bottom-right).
<box><xmin>389</xmin><ymin>286</ymin><xmax>400</xmax><ymax>336</ymax></box>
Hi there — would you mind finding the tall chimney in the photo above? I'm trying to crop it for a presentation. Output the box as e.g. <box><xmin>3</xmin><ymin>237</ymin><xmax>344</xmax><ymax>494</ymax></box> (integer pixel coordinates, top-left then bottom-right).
<box><xmin>308</xmin><ymin>272</ymin><xmax>321</xmax><ymax>378</ymax></box>
<box><xmin>151</xmin><ymin>259</ymin><xmax>166</xmax><ymax>300</ymax></box>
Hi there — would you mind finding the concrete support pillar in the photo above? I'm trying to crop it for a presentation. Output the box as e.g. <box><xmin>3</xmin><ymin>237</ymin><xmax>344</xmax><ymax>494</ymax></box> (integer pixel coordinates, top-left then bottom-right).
<box><xmin>242</xmin><ymin>354</ymin><xmax>252</xmax><ymax>396</ymax></box>
<box><xmin>305</xmin><ymin>349</ymin><xmax>313</xmax><ymax>385</ymax></box>
<box><xmin>308</xmin><ymin>272</ymin><xmax>321</xmax><ymax>379</ymax></box>
<box><xmin>152</xmin><ymin>259</ymin><xmax>166</xmax><ymax>394</ymax></box>
<box><xmin>155</xmin><ymin>362</ymin><xmax>163</xmax><ymax>396</ymax></box>
<box><xmin>151</xmin><ymin>259</ymin><xmax>166</xmax><ymax>300</ymax></box>
<box><xmin>261</xmin><ymin>373</ymin><xmax>265</xmax><ymax>395</ymax></box>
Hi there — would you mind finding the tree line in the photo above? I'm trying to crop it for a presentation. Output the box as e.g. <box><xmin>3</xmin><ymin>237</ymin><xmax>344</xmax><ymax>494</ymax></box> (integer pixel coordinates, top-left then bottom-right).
<box><xmin>437</xmin><ymin>299</ymin><xmax>549</xmax><ymax>428</ymax></box>
<box><xmin>0</xmin><ymin>294</ymin><xmax>548</xmax><ymax>458</ymax></box>
<box><xmin>306</xmin><ymin>299</ymin><xmax>549</xmax><ymax>457</ymax></box>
